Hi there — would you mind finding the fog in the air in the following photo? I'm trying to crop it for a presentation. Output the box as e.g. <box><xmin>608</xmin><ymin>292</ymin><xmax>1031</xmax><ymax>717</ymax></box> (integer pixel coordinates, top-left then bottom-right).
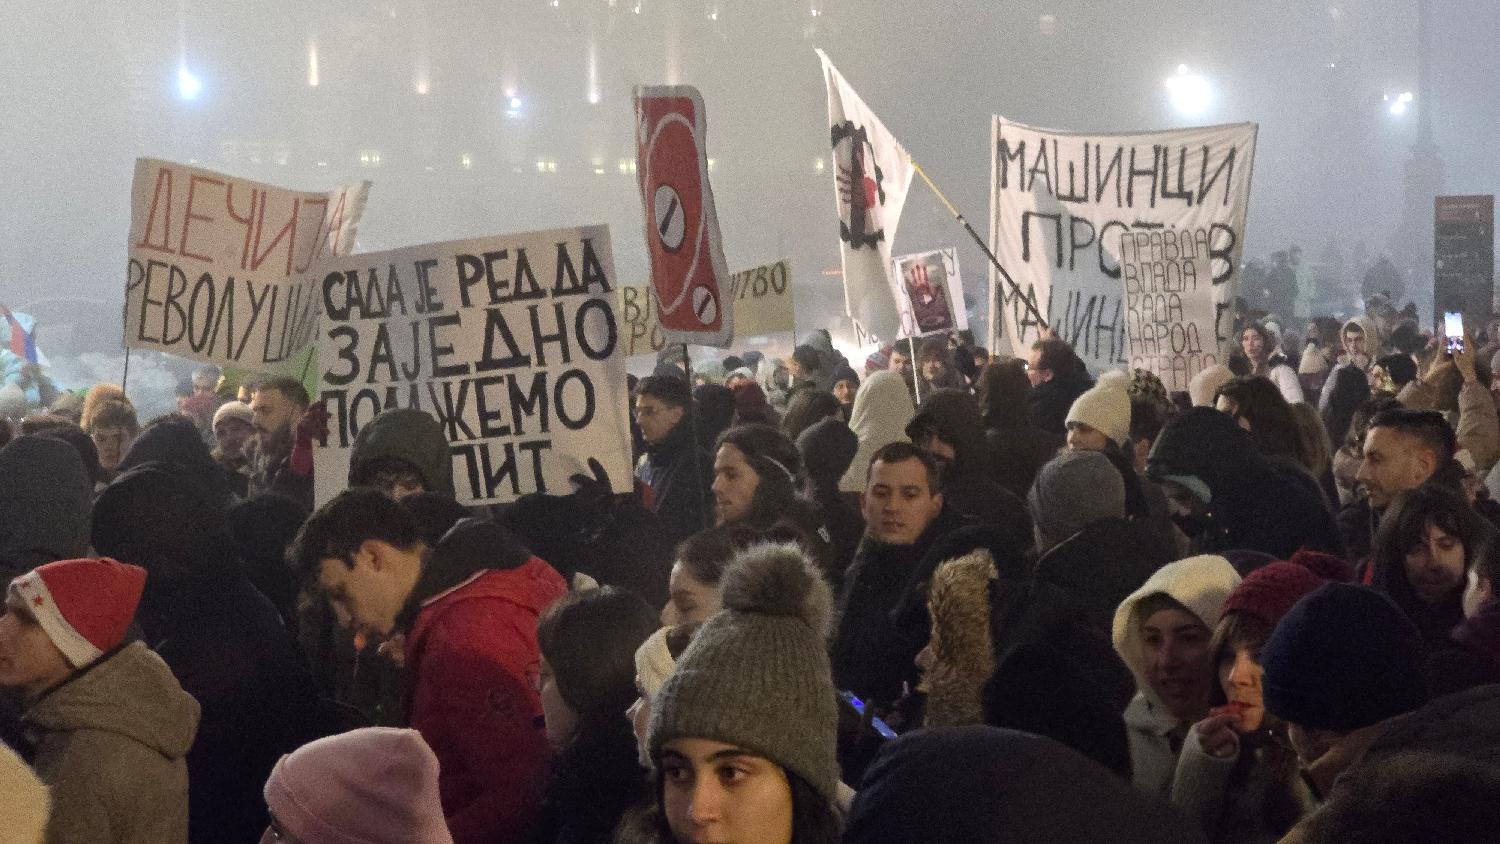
<box><xmin>3</xmin><ymin>0</ymin><xmax>1497</xmax><ymax>360</ymax></box>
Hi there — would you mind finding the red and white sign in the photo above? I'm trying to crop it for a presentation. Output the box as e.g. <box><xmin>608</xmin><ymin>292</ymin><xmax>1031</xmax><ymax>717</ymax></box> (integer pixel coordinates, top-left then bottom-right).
<box><xmin>634</xmin><ymin>85</ymin><xmax>734</xmax><ymax>348</ymax></box>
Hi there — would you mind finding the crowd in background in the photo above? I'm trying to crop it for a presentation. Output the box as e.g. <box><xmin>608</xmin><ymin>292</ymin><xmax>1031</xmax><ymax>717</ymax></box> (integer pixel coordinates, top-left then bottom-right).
<box><xmin>4</xmin><ymin>295</ymin><xmax>1500</xmax><ymax>843</ymax></box>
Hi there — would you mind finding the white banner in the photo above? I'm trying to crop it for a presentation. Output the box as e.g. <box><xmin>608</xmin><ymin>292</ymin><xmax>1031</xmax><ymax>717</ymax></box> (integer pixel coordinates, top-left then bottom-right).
<box><xmin>312</xmin><ymin>225</ymin><xmax>631</xmax><ymax>507</ymax></box>
<box><xmin>892</xmin><ymin>248</ymin><xmax>969</xmax><ymax>339</ymax></box>
<box><xmin>817</xmin><ymin>50</ymin><xmax>915</xmax><ymax>344</ymax></box>
<box><xmin>125</xmin><ymin>158</ymin><xmax>369</xmax><ymax>368</ymax></box>
<box><xmin>619</xmin><ymin>259</ymin><xmax>794</xmax><ymax>360</ymax></box>
<box><xmin>988</xmin><ymin>119</ymin><xmax>1257</xmax><ymax>389</ymax></box>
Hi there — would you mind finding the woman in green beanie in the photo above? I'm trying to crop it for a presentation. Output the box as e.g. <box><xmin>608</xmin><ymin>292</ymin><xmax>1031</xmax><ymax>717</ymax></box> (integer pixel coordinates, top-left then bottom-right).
<box><xmin>648</xmin><ymin>543</ymin><xmax>842</xmax><ymax>844</ymax></box>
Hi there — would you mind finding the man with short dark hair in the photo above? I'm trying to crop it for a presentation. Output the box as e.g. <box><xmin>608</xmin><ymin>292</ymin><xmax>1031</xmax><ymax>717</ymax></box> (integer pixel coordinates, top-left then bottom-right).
<box><xmin>293</xmin><ymin>489</ymin><xmax>568</xmax><ymax>844</ymax></box>
<box><xmin>1341</xmin><ymin>408</ymin><xmax>1465</xmax><ymax>562</ymax></box>
<box><xmin>634</xmin><ymin>375</ymin><xmax>712</xmax><ymax>545</ymax></box>
<box><xmin>248</xmin><ymin>376</ymin><xmax>318</xmax><ymax>508</ymax></box>
<box><xmin>1027</xmin><ymin>337</ymin><xmax>1094</xmax><ymax>434</ymax></box>
<box><xmin>832</xmin><ymin>441</ymin><xmax>951</xmax><ymax>708</ymax></box>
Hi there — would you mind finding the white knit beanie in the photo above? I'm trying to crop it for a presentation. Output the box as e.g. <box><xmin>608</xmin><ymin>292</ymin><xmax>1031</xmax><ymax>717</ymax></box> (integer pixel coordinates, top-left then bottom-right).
<box><xmin>1189</xmin><ymin>364</ymin><xmax>1233</xmax><ymax>407</ymax></box>
<box><xmin>1065</xmin><ymin>370</ymin><xmax>1132</xmax><ymax>445</ymax></box>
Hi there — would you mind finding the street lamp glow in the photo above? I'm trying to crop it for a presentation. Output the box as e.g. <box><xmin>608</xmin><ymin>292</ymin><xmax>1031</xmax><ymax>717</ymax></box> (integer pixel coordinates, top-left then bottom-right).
<box><xmin>177</xmin><ymin>66</ymin><xmax>203</xmax><ymax>101</ymax></box>
<box><xmin>1165</xmin><ymin>64</ymin><xmax>1211</xmax><ymax>118</ymax></box>
<box><xmin>1387</xmin><ymin>91</ymin><xmax>1413</xmax><ymax>116</ymax></box>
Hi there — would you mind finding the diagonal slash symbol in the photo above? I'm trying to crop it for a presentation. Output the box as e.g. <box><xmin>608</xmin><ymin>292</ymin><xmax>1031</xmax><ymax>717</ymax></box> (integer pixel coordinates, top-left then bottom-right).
<box><xmin>659</xmin><ymin>194</ymin><xmax>680</xmax><ymax>238</ymax></box>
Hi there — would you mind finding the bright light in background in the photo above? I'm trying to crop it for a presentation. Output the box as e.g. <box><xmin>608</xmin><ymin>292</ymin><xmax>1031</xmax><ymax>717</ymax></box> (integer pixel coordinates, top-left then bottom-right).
<box><xmin>505</xmin><ymin>93</ymin><xmax>523</xmax><ymax>117</ymax></box>
<box><xmin>1385</xmin><ymin>91</ymin><xmax>1414</xmax><ymax>116</ymax></box>
<box><xmin>1165</xmin><ymin>64</ymin><xmax>1211</xmax><ymax>118</ymax></box>
<box><xmin>587</xmin><ymin>39</ymin><xmax>600</xmax><ymax>104</ymax></box>
<box><xmin>177</xmin><ymin>65</ymin><xmax>203</xmax><ymax>100</ymax></box>
<box><xmin>307</xmin><ymin>41</ymin><xmax>319</xmax><ymax>87</ymax></box>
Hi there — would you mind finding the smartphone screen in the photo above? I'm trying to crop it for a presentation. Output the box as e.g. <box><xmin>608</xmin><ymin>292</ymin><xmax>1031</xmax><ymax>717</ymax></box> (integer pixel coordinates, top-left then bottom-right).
<box><xmin>838</xmin><ymin>690</ymin><xmax>899</xmax><ymax>740</ymax></box>
<box><xmin>1444</xmin><ymin>312</ymin><xmax>1464</xmax><ymax>355</ymax></box>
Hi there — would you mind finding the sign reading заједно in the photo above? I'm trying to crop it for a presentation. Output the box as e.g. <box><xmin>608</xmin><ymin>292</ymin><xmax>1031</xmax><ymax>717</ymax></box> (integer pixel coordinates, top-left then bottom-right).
<box><xmin>988</xmin><ymin>120</ymin><xmax>1256</xmax><ymax>390</ymax></box>
<box><xmin>125</xmin><ymin>158</ymin><xmax>370</xmax><ymax>367</ymax></box>
<box><xmin>312</xmin><ymin>225</ymin><xmax>632</xmax><ymax>507</ymax></box>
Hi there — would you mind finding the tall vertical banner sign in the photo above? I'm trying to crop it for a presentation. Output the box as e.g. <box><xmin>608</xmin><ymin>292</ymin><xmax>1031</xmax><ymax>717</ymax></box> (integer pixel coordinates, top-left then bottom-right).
<box><xmin>1434</xmin><ymin>195</ymin><xmax>1495</xmax><ymax>323</ymax></box>
<box><xmin>891</xmin><ymin>248</ymin><xmax>968</xmax><ymax>338</ymax></box>
<box><xmin>634</xmin><ymin>86</ymin><xmax>734</xmax><ymax>348</ymax></box>
<box><xmin>312</xmin><ymin>225</ymin><xmax>632</xmax><ymax>507</ymax></box>
<box><xmin>988</xmin><ymin>120</ymin><xmax>1257</xmax><ymax>389</ymax></box>
<box><xmin>125</xmin><ymin>158</ymin><xmax>370</xmax><ymax>367</ymax></box>
<box><xmin>817</xmin><ymin>50</ymin><xmax>916</xmax><ymax>344</ymax></box>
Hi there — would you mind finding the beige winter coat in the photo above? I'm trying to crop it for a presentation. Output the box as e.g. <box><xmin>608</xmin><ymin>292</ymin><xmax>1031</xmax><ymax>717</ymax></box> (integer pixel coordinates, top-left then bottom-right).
<box><xmin>22</xmin><ymin>641</ymin><xmax>200</xmax><ymax>844</ymax></box>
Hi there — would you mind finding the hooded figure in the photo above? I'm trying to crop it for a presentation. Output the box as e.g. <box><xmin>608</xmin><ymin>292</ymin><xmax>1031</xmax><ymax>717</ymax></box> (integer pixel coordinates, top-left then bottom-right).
<box><xmin>907</xmin><ymin>389</ymin><xmax>1032</xmax><ymax>543</ymax></box>
<box><xmin>117</xmin><ymin>414</ymin><xmax>235</xmax><ymax>516</ymax></box>
<box><xmin>1112</xmin><ymin>555</ymin><xmax>1242</xmax><ymax>798</ymax></box>
<box><xmin>839</xmin><ymin>371</ymin><xmax>918</xmax><ymax>494</ymax></box>
<box><xmin>802</xmin><ymin>328</ymin><xmax>851</xmax><ymax>392</ymax></box>
<box><xmin>92</xmin><ymin>463</ymin><xmax>336</xmax><ymax>844</ymax></box>
<box><xmin>347</xmin><ymin>408</ymin><xmax>456</xmax><ymax>498</ymax></box>
<box><xmin>0</xmin><ymin>435</ymin><xmax>92</xmax><ymax>582</ymax></box>
<box><xmin>796</xmin><ymin>417</ymin><xmax>864</xmax><ymax>586</ymax></box>
<box><xmin>692</xmin><ymin>384</ymin><xmax>736</xmax><ymax>452</ymax></box>
<box><xmin>1148</xmin><ymin>407</ymin><xmax>1344</xmax><ymax>559</ymax></box>
<box><xmin>844</xmin><ymin>727</ymin><xmax>1208</xmax><ymax>844</ymax></box>
<box><xmin>917</xmin><ymin>550</ymin><xmax>1000</xmax><ymax>728</ymax></box>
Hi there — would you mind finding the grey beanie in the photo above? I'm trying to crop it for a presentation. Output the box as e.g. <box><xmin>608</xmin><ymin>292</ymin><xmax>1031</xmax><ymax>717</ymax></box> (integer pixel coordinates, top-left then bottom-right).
<box><xmin>648</xmin><ymin>543</ymin><xmax>840</xmax><ymax>803</ymax></box>
<box><xmin>1027</xmin><ymin>450</ymin><xmax>1126</xmax><ymax>550</ymax></box>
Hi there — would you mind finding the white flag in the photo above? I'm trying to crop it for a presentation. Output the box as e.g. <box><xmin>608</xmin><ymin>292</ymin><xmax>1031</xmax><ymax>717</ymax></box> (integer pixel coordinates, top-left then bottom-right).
<box><xmin>817</xmin><ymin>50</ymin><xmax>915</xmax><ymax>344</ymax></box>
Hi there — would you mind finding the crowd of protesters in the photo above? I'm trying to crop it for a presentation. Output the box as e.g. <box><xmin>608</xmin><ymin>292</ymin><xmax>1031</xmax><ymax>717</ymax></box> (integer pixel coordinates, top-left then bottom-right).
<box><xmin>4</xmin><ymin>303</ymin><xmax>1500</xmax><ymax>843</ymax></box>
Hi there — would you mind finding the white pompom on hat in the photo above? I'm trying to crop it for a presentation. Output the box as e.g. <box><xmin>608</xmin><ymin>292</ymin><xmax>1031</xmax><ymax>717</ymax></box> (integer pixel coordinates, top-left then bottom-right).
<box><xmin>1065</xmin><ymin>370</ymin><xmax>1132</xmax><ymax>446</ymax></box>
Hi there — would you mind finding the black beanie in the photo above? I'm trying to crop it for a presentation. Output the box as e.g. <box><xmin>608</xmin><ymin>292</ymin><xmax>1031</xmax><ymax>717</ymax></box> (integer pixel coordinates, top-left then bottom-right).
<box><xmin>1261</xmin><ymin>583</ymin><xmax>1428</xmax><ymax>732</ymax></box>
<box><xmin>796</xmin><ymin>417</ymin><xmax>857</xmax><ymax>488</ymax></box>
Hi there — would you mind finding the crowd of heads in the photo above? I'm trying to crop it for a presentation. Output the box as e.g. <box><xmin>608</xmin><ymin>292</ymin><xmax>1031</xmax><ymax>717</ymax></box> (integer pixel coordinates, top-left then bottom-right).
<box><xmin>6</xmin><ymin>308</ymin><xmax>1500</xmax><ymax>843</ymax></box>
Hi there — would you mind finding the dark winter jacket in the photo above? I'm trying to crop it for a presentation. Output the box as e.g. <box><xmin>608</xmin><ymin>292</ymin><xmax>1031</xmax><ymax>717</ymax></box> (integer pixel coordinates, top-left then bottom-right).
<box><xmin>1345</xmin><ymin>683</ymin><xmax>1500</xmax><ymax>788</ymax></box>
<box><xmin>348</xmin><ymin>407</ymin><xmax>457</xmax><ymax>497</ymax></box>
<box><xmin>844</xmin><ymin>726</ymin><xmax>1208</xmax><ymax>844</ymax></box>
<box><xmin>398</xmin><ymin>518</ymin><xmax>569</xmax><ymax>844</ymax></box>
<box><xmin>0</xmin><ymin>435</ymin><xmax>92</xmax><ymax>582</ymax></box>
<box><xmin>1028</xmin><ymin>371</ymin><xmax>1093</xmax><ymax>435</ymax></box>
<box><xmin>833</xmin><ymin>509</ymin><xmax>967</xmax><ymax>708</ymax></box>
<box><xmin>1148</xmin><ymin>408</ymin><xmax>1344</xmax><ymax>559</ymax></box>
<box><xmin>985</xmin><ymin>424</ymin><xmax>1064</xmax><ymax>500</ymax></box>
<box><xmin>498</xmin><ymin>460</ymin><xmax>675</xmax><ymax>607</ymax></box>
<box><xmin>1032</xmin><ymin>516</ymin><xmax>1174</xmax><ymax>637</ymax></box>
<box><xmin>92</xmin><ymin>463</ymin><xmax>339</xmax><ymax>844</ymax></box>
<box><xmin>634</xmin><ymin>414</ymin><xmax>713</xmax><ymax>547</ymax></box>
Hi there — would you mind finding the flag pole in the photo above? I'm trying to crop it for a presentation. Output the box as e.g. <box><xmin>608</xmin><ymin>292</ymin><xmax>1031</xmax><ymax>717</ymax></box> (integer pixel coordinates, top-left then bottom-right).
<box><xmin>910</xmin><ymin>160</ymin><xmax>1048</xmax><ymax>331</ymax></box>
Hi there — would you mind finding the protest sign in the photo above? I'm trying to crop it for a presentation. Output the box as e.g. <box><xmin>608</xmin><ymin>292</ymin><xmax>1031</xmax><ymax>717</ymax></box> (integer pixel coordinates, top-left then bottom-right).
<box><xmin>125</xmin><ymin>158</ymin><xmax>369</xmax><ymax>368</ymax></box>
<box><xmin>1434</xmin><ymin>195</ymin><xmax>1495</xmax><ymax>322</ymax></box>
<box><xmin>312</xmin><ymin>225</ymin><xmax>631</xmax><ymax>507</ymax></box>
<box><xmin>635</xmin><ymin>86</ymin><xmax>734</xmax><ymax>348</ymax></box>
<box><xmin>987</xmin><ymin>120</ymin><xmax>1257</xmax><ymax>389</ymax></box>
<box><xmin>892</xmin><ymin>248</ymin><xmax>968</xmax><ymax>338</ymax></box>
<box><xmin>620</xmin><ymin>260</ymin><xmax>794</xmax><ymax>359</ymax></box>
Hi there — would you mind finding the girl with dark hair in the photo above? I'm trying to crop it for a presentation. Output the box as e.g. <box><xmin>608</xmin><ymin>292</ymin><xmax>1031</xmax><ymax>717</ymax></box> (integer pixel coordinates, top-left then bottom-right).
<box><xmin>1372</xmin><ymin>486</ymin><xmax>1488</xmax><ymax>649</ymax></box>
<box><xmin>1240</xmin><ymin>323</ymin><xmax>1303</xmax><ymax>404</ymax></box>
<box><xmin>1214</xmin><ymin>375</ymin><xmax>1308</xmax><ymax>467</ymax></box>
<box><xmin>660</xmin><ymin>524</ymin><xmax>764</xmax><ymax>627</ymax></box>
<box><xmin>534</xmin><ymin>588</ymin><xmax>660</xmax><ymax>844</ymax></box>
<box><xmin>649</xmin><ymin>545</ymin><xmax>843</xmax><ymax>844</ymax></box>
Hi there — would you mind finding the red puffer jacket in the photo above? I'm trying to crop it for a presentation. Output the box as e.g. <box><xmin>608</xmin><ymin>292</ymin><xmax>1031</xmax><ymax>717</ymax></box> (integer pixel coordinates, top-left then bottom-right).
<box><xmin>402</xmin><ymin>523</ymin><xmax>568</xmax><ymax>844</ymax></box>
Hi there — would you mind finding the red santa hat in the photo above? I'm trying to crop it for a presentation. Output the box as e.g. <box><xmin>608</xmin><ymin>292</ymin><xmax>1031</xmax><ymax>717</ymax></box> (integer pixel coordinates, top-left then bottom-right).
<box><xmin>6</xmin><ymin>558</ymin><xmax>146</xmax><ymax>668</ymax></box>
